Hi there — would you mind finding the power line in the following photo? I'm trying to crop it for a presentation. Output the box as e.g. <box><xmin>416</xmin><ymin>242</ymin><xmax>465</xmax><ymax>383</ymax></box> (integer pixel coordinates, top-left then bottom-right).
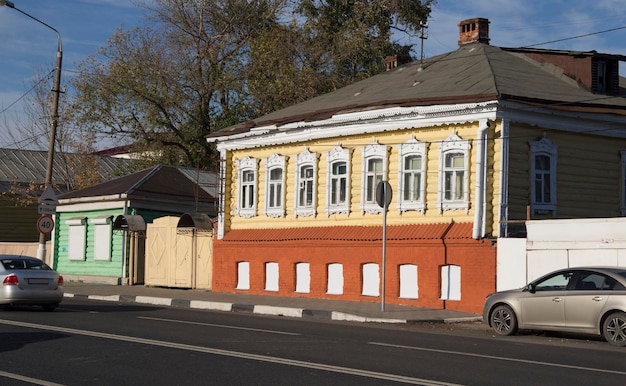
<box><xmin>521</xmin><ymin>25</ymin><xmax>626</xmax><ymax>48</ymax></box>
<box><xmin>0</xmin><ymin>69</ymin><xmax>54</xmax><ymax>115</ymax></box>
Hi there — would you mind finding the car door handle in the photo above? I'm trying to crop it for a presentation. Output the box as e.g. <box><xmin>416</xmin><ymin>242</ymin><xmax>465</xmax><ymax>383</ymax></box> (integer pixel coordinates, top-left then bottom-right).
<box><xmin>552</xmin><ymin>297</ymin><xmax>562</xmax><ymax>302</ymax></box>
<box><xmin>592</xmin><ymin>296</ymin><xmax>603</xmax><ymax>302</ymax></box>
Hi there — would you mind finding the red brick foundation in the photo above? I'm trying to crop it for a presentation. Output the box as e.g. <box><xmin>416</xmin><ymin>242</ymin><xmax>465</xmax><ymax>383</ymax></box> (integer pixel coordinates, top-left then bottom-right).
<box><xmin>212</xmin><ymin>225</ymin><xmax>496</xmax><ymax>314</ymax></box>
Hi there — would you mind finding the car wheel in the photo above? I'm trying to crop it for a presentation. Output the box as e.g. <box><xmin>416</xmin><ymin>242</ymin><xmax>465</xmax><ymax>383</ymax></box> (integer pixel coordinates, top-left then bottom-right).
<box><xmin>603</xmin><ymin>311</ymin><xmax>626</xmax><ymax>347</ymax></box>
<box><xmin>42</xmin><ymin>304</ymin><xmax>57</xmax><ymax>312</ymax></box>
<box><xmin>490</xmin><ymin>305</ymin><xmax>518</xmax><ymax>336</ymax></box>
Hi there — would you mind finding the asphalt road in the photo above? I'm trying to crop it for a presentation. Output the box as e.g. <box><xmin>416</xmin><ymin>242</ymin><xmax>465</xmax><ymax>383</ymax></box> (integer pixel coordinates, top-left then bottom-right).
<box><xmin>1</xmin><ymin>298</ymin><xmax>625</xmax><ymax>385</ymax></box>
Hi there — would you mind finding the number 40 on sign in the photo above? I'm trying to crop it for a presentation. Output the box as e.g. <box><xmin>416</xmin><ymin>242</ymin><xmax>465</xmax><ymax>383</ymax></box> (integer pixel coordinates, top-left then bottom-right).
<box><xmin>37</xmin><ymin>215</ymin><xmax>55</xmax><ymax>234</ymax></box>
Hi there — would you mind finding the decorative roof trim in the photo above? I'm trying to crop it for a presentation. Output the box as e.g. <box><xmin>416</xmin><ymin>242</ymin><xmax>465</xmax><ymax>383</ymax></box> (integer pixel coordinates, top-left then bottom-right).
<box><xmin>215</xmin><ymin>102</ymin><xmax>499</xmax><ymax>151</ymax></box>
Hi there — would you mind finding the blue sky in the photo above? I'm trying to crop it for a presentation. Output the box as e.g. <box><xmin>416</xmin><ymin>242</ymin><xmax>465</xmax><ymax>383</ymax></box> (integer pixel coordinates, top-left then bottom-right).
<box><xmin>1</xmin><ymin>0</ymin><xmax>625</xmax><ymax>149</ymax></box>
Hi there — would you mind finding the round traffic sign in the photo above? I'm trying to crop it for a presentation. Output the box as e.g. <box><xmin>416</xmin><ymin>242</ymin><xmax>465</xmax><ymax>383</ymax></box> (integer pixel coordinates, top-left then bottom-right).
<box><xmin>37</xmin><ymin>215</ymin><xmax>55</xmax><ymax>234</ymax></box>
<box><xmin>375</xmin><ymin>181</ymin><xmax>393</xmax><ymax>208</ymax></box>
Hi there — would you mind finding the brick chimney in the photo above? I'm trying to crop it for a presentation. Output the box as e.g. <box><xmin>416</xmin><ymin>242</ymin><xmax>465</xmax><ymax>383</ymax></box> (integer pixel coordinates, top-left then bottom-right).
<box><xmin>458</xmin><ymin>18</ymin><xmax>490</xmax><ymax>46</ymax></box>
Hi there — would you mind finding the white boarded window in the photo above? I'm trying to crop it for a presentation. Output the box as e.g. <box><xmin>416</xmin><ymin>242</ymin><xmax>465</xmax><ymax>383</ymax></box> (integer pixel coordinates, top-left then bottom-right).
<box><xmin>295</xmin><ymin>262</ymin><xmax>310</xmax><ymax>293</ymax></box>
<box><xmin>92</xmin><ymin>216</ymin><xmax>113</xmax><ymax>261</ymax></box>
<box><xmin>399</xmin><ymin>264</ymin><xmax>418</xmax><ymax>299</ymax></box>
<box><xmin>327</xmin><ymin>263</ymin><xmax>344</xmax><ymax>295</ymax></box>
<box><xmin>362</xmin><ymin>263</ymin><xmax>380</xmax><ymax>297</ymax></box>
<box><xmin>66</xmin><ymin>217</ymin><xmax>87</xmax><ymax>261</ymax></box>
<box><xmin>236</xmin><ymin>261</ymin><xmax>250</xmax><ymax>290</ymax></box>
<box><xmin>441</xmin><ymin>265</ymin><xmax>461</xmax><ymax>301</ymax></box>
<box><xmin>265</xmin><ymin>262</ymin><xmax>279</xmax><ymax>291</ymax></box>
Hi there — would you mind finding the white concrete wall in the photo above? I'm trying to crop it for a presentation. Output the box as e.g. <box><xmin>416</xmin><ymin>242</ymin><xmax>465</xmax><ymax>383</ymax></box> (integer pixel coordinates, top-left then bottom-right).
<box><xmin>498</xmin><ymin>218</ymin><xmax>626</xmax><ymax>291</ymax></box>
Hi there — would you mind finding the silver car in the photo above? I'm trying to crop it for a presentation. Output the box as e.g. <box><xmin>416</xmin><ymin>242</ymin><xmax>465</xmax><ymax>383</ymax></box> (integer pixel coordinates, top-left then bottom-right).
<box><xmin>483</xmin><ymin>266</ymin><xmax>626</xmax><ymax>346</ymax></box>
<box><xmin>0</xmin><ymin>255</ymin><xmax>64</xmax><ymax>311</ymax></box>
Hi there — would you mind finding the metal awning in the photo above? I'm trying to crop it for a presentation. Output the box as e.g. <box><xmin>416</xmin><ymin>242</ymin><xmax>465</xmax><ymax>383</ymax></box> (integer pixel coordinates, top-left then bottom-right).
<box><xmin>113</xmin><ymin>215</ymin><xmax>146</xmax><ymax>232</ymax></box>
<box><xmin>177</xmin><ymin>213</ymin><xmax>213</xmax><ymax>233</ymax></box>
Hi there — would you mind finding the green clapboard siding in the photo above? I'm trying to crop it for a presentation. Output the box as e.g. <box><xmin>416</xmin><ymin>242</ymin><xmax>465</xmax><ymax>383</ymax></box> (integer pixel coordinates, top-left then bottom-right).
<box><xmin>55</xmin><ymin>208</ymin><xmax>126</xmax><ymax>277</ymax></box>
<box><xmin>54</xmin><ymin>207</ymin><xmax>189</xmax><ymax>278</ymax></box>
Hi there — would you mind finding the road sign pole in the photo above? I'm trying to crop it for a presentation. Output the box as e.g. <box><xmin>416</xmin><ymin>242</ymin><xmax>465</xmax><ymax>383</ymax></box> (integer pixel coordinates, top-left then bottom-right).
<box><xmin>381</xmin><ymin>190</ymin><xmax>387</xmax><ymax>312</ymax></box>
<box><xmin>376</xmin><ymin>180</ymin><xmax>392</xmax><ymax>312</ymax></box>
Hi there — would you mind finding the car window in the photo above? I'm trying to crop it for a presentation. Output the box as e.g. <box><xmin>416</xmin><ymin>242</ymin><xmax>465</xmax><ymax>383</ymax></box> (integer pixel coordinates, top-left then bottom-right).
<box><xmin>534</xmin><ymin>272</ymin><xmax>572</xmax><ymax>291</ymax></box>
<box><xmin>574</xmin><ymin>272</ymin><xmax>614</xmax><ymax>290</ymax></box>
<box><xmin>1</xmin><ymin>259</ymin><xmax>51</xmax><ymax>270</ymax></box>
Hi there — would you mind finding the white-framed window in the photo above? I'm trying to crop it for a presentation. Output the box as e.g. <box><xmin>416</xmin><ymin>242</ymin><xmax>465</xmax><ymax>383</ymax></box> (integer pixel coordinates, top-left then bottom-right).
<box><xmin>397</xmin><ymin>137</ymin><xmax>427</xmax><ymax>213</ymax></box>
<box><xmin>265</xmin><ymin>154</ymin><xmax>286</xmax><ymax>218</ymax></box>
<box><xmin>66</xmin><ymin>217</ymin><xmax>87</xmax><ymax>261</ymax></box>
<box><xmin>361</xmin><ymin>141</ymin><xmax>388</xmax><ymax>214</ymax></box>
<box><xmin>237</xmin><ymin>156</ymin><xmax>258</xmax><ymax>218</ymax></box>
<box><xmin>530</xmin><ymin>136</ymin><xmax>558</xmax><ymax>214</ymax></box>
<box><xmin>441</xmin><ymin>264</ymin><xmax>461</xmax><ymax>301</ymax></box>
<box><xmin>295</xmin><ymin>148</ymin><xmax>317</xmax><ymax>217</ymax></box>
<box><xmin>438</xmin><ymin>133</ymin><xmax>470</xmax><ymax>212</ymax></box>
<box><xmin>92</xmin><ymin>216</ymin><xmax>113</xmax><ymax>261</ymax></box>
<box><xmin>620</xmin><ymin>150</ymin><xmax>626</xmax><ymax>216</ymax></box>
<box><xmin>326</xmin><ymin>146</ymin><xmax>351</xmax><ymax>215</ymax></box>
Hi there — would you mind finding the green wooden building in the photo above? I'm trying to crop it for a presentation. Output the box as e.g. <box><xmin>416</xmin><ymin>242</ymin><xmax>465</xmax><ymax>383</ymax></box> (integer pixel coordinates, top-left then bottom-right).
<box><xmin>53</xmin><ymin>165</ymin><xmax>217</xmax><ymax>284</ymax></box>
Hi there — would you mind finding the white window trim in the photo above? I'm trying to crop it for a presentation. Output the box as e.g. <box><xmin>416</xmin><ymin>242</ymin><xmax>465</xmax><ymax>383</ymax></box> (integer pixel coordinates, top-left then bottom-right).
<box><xmin>91</xmin><ymin>216</ymin><xmax>113</xmax><ymax>261</ymax></box>
<box><xmin>66</xmin><ymin>217</ymin><xmax>87</xmax><ymax>261</ymax></box>
<box><xmin>397</xmin><ymin>137</ymin><xmax>427</xmax><ymax>213</ymax></box>
<box><xmin>529</xmin><ymin>136</ymin><xmax>558</xmax><ymax>214</ymax></box>
<box><xmin>265</xmin><ymin>153</ymin><xmax>286</xmax><ymax>218</ymax></box>
<box><xmin>295</xmin><ymin>148</ymin><xmax>318</xmax><ymax>217</ymax></box>
<box><xmin>437</xmin><ymin>133</ymin><xmax>470</xmax><ymax>213</ymax></box>
<box><xmin>361</xmin><ymin>141</ymin><xmax>388</xmax><ymax>214</ymax></box>
<box><xmin>326</xmin><ymin>146</ymin><xmax>351</xmax><ymax>216</ymax></box>
<box><xmin>237</xmin><ymin>156</ymin><xmax>258</xmax><ymax>218</ymax></box>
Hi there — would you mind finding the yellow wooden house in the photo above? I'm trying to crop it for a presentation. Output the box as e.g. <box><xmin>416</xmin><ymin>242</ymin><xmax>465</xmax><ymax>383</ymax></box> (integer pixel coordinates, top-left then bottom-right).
<box><xmin>206</xmin><ymin>18</ymin><xmax>626</xmax><ymax>313</ymax></box>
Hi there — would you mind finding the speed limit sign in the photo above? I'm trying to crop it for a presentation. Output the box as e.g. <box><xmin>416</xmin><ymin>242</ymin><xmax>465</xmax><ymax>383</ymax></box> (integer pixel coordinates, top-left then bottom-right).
<box><xmin>37</xmin><ymin>215</ymin><xmax>54</xmax><ymax>234</ymax></box>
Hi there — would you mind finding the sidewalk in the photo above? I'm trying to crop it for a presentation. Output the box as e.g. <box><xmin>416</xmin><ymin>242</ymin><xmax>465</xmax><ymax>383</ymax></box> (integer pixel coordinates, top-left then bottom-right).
<box><xmin>63</xmin><ymin>283</ymin><xmax>482</xmax><ymax>324</ymax></box>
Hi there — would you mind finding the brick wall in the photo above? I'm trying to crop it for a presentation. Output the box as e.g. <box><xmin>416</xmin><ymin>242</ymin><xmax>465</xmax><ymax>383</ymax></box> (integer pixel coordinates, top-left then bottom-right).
<box><xmin>212</xmin><ymin>235</ymin><xmax>496</xmax><ymax>314</ymax></box>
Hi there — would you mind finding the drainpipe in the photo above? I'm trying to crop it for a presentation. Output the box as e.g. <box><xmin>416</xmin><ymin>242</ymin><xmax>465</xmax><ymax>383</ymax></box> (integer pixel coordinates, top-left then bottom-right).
<box><xmin>121</xmin><ymin>201</ymin><xmax>128</xmax><ymax>284</ymax></box>
<box><xmin>473</xmin><ymin>120</ymin><xmax>490</xmax><ymax>239</ymax></box>
<box><xmin>499</xmin><ymin>120</ymin><xmax>510</xmax><ymax>237</ymax></box>
<box><xmin>441</xmin><ymin>221</ymin><xmax>454</xmax><ymax>309</ymax></box>
<box><xmin>217</xmin><ymin>149</ymin><xmax>227</xmax><ymax>240</ymax></box>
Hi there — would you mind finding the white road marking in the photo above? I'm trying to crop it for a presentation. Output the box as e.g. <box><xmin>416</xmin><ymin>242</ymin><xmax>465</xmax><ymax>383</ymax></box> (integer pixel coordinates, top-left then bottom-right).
<box><xmin>137</xmin><ymin>316</ymin><xmax>301</xmax><ymax>335</ymax></box>
<box><xmin>0</xmin><ymin>319</ymin><xmax>458</xmax><ymax>386</ymax></box>
<box><xmin>0</xmin><ymin>370</ymin><xmax>65</xmax><ymax>386</ymax></box>
<box><xmin>370</xmin><ymin>341</ymin><xmax>626</xmax><ymax>376</ymax></box>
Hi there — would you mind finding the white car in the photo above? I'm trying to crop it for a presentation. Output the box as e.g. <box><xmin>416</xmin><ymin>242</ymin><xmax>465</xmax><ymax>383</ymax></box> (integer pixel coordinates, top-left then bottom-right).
<box><xmin>483</xmin><ymin>266</ymin><xmax>626</xmax><ymax>346</ymax></box>
<box><xmin>0</xmin><ymin>255</ymin><xmax>64</xmax><ymax>311</ymax></box>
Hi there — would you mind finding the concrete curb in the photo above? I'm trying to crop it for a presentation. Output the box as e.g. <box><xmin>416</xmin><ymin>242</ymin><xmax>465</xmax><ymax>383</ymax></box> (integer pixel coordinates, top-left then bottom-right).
<box><xmin>64</xmin><ymin>292</ymin><xmax>482</xmax><ymax>324</ymax></box>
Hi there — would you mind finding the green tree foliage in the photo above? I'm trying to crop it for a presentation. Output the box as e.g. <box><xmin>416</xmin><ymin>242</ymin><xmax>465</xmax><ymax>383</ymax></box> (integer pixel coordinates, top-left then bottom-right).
<box><xmin>71</xmin><ymin>0</ymin><xmax>433</xmax><ymax>168</ymax></box>
<box><xmin>296</xmin><ymin>0</ymin><xmax>433</xmax><ymax>85</ymax></box>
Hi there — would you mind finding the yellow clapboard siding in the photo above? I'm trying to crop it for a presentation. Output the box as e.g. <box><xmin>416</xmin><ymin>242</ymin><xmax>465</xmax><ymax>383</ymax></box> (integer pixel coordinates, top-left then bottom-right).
<box><xmin>225</xmin><ymin>122</ymin><xmax>490</xmax><ymax>230</ymax></box>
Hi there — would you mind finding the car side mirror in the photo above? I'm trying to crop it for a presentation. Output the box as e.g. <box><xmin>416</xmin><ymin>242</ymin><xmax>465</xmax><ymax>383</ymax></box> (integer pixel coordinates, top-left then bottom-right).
<box><xmin>526</xmin><ymin>283</ymin><xmax>536</xmax><ymax>294</ymax></box>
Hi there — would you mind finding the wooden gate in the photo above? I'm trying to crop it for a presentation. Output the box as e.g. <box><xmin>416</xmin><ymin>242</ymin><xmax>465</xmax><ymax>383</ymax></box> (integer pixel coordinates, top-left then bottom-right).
<box><xmin>145</xmin><ymin>215</ymin><xmax>213</xmax><ymax>289</ymax></box>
